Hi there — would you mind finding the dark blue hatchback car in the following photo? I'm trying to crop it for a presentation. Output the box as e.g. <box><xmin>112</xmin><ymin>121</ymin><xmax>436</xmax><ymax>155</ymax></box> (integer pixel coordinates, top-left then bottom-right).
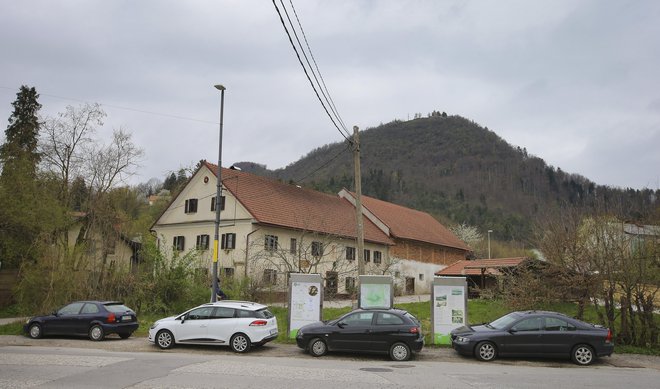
<box><xmin>24</xmin><ymin>301</ymin><xmax>138</xmax><ymax>341</ymax></box>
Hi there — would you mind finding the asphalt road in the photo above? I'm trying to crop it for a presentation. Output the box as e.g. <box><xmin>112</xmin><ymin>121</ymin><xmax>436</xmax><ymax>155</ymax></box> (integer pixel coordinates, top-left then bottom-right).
<box><xmin>0</xmin><ymin>335</ymin><xmax>659</xmax><ymax>388</ymax></box>
<box><xmin>1</xmin><ymin>342</ymin><xmax>659</xmax><ymax>389</ymax></box>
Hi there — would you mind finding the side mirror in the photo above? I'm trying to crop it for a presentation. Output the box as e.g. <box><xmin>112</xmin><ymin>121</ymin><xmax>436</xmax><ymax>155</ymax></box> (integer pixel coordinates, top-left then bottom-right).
<box><xmin>52</xmin><ymin>311</ymin><xmax>58</xmax><ymax>316</ymax></box>
<box><xmin>508</xmin><ymin>328</ymin><xmax>517</xmax><ymax>334</ymax></box>
<box><xmin>337</xmin><ymin>321</ymin><xmax>346</xmax><ymax>328</ymax></box>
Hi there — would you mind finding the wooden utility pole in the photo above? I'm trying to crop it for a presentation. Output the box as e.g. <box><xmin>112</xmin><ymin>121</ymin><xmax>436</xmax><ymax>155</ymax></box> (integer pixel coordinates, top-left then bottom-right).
<box><xmin>353</xmin><ymin>126</ymin><xmax>366</xmax><ymax>275</ymax></box>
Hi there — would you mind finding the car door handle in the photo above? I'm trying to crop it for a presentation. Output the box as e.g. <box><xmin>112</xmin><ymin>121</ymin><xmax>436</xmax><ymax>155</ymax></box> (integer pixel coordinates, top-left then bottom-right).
<box><xmin>200</xmin><ymin>325</ymin><xmax>207</xmax><ymax>328</ymax></box>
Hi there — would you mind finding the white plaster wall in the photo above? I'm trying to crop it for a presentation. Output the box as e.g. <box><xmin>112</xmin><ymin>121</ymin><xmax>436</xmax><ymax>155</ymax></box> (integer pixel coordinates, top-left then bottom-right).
<box><xmin>392</xmin><ymin>258</ymin><xmax>447</xmax><ymax>295</ymax></box>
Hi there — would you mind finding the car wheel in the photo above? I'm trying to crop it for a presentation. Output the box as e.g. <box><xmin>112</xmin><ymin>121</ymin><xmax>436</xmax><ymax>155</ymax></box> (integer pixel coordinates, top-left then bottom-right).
<box><xmin>475</xmin><ymin>341</ymin><xmax>497</xmax><ymax>362</ymax></box>
<box><xmin>28</xmin><ymin>323</ymin><xmax>42</xmax><ymax>339</ymax></box>
<box><xmin>156</xmin><ymin>330</ymin><xmax>174</xmax><ymax>349</ymax></box>
<box><xmin>572</xmin><ymin>344</ymin><xmax>595</xmax><ymax>366</ymax></box>
<box><xmin>89</xmin><ymin>325</ymin><xmax>104</xmax><ymax>341</ymax></box>
<box><xmin>308</xmin><ymin>338</ymin><xmax>327</xmax><ymax>357</ymax></box>
<box><xmin>230</xmin><ymin>333</ymin><xmax>251</xmax><ymax>353</ymax></box>
<box><xmin>389</xmin><ymin>342</ymin><xmax>411</xmax><ymax>361</ymax></box>
<box><xmin>119</xmin><ymin>333</ymin><xmax>131</xmax><ymax>339</ymax></box>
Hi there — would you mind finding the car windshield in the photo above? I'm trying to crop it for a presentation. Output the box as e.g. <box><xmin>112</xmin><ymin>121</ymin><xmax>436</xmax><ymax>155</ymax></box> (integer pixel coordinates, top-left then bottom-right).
<box><xmin>255</xmin><ymin>308</ymin><xmax>274</xmax><ymax>319</ymax></box>
<box><xmin>488</xmin><ymin>312</ymin><xmax>522</xmax><ymax>329</ymax></box>
<box><xmin>104</xmin><ymin>304</ymin><xmax>132</xmax><ymax>313</ymax></box>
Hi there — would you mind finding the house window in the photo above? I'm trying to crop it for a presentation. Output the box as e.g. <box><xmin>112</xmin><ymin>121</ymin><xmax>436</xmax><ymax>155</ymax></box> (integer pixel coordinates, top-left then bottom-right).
<box><xmin>196</xmin><ymin>234</ymin><xmax>210</xmax><ymax>250</ymax></box>
<box><xmin>311</xmin><ymin>241</ymin><xmax>324</xmax><ymax>257</ymax></box>
<box><xmin>419</xmin><ymin>273</ymin><xmax>424</xmax><ymax>281</ymax></box>
<box><xmin>290</xmin><ymin>238</ymin><xmax>297</xmax><ymax>254</ymax></box>
<box><xmin>173</xmin><ymin>236</ymin><xmax>185</xmax><ymax>251</ymax></box>
<box><xmin>211</xmin><ymin>196</ymin><xmax>226</xmax><ymax>212</ymax></box>
<box><xmin>265</xmin><ymin>235</ymin><xmax>278</xmax><ymax>251</ymax></box>
<box><xmin>346</xmin><ymin>246</ymin><xmax>355</xmax><ymax>261</ymax></box>
<box><xmin>364</xmin><ymin>249</ymin><xmax>371</xmax><ymax>262</ymax></box>
<box><xmin>223</xmin><ymin>267</ymin><xmax>235</xmax><ymax>278</ymax></box>
<box><xmin>184</xmin><ymin>198</ymin><xmax>198</xmax><ymax>214</ymax></box>
<box><xmin>263</xmin><ymin>269</ymin><xmax>277</xmax><ymax>285</ymax></box>
<box><xmin>373</xmin><ymin>250</ymin><xmax>382</xmax><ymax>264</ymax></box>
<box><xmin>345</xmin><ymin>277</ymin><xmax>356</xmax><ymax>293</ymax></box>
<box><xmin>221</xmin><ymin>233</ymin><xmax>236</xmax><ymax>249</ymax></box>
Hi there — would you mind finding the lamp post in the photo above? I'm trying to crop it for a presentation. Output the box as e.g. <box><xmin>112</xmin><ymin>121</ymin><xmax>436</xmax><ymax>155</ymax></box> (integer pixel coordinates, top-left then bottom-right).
<box><xmin>211</xmin><ymin>84</ymin><xmax>226</xmax><ymax>302</ymax></box>
<box><xmin>487</xmin><ymin>230</ymin><xmax>493</xmax><ymax>259</ymax></box>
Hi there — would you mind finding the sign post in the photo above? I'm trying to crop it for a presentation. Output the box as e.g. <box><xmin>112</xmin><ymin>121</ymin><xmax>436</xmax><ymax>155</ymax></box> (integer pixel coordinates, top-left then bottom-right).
<box><xmin>287</xmin><ymin>273</ymin><xmax>323</xmax><ymax>339</ymax></box>
<box><xmin>358</xmin><ymin>275</ymin><xmax>393</xmax><ymax>309</ymax></box>
<box><xmin>431</xmin><ymin>276</ymin><xmax>468</xmax><ymax>345</ymax></box>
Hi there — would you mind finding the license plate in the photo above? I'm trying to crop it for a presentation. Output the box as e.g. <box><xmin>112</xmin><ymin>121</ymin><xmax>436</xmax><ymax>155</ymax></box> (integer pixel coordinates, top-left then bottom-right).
<box><xmin>270</xmin><ymin>328</ymin><xmax>278</xmax><ymax>335</ymax></box>
<box><xmin>122</xmin><ymin>315</ymin><xmax>132</xmax><ymax>321</ymax></box>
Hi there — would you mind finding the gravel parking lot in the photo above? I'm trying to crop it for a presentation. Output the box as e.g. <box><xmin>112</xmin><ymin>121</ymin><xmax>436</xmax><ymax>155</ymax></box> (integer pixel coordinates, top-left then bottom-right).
<box><xmin>1</xmin><ymin>334</ymin><xmax>658</xmax><ymax>370</ymax></box>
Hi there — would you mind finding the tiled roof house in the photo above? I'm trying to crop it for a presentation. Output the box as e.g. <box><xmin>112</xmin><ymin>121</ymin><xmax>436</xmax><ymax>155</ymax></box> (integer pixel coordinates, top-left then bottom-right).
<box><xmin>339</xmin><ymin>190</ymin><xmax>471</xmax><ymax>293</ymax></box>
<box><xmin>151</xmin><ymin>160</ymin><xmax>469</xmax><ymax>295</ymax></box>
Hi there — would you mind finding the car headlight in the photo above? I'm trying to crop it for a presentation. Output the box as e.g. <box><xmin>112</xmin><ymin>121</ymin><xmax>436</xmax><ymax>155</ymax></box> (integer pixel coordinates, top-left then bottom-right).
<box><xmin>25</xmin><ymin>318</ymin><xmax>32</xmax><ymax>324</ymax></box>
<box><xmin>455</xmin><ymin>336</ymin><xmax>470</xmax><ymax>343</ymax></box>
<box><xmin>150</xmin><ymin>321</ymin><xmax>160</xmax><ymax>330</ymax></box>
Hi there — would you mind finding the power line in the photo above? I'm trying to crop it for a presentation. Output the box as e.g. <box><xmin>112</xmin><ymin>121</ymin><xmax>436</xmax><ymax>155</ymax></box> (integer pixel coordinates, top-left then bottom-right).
<box><xmin>295</xmin><ymin>142</ymin><xmax>351</xmax><ymax>183</ymax></box>
<box><xmin>287</xmin><ymin>0</ymin><xmax>348</xmax><ymax>134</ymax></box>
<box><xmin>0</xmin><ymin>85</ymin><xmax>218</xmax><ymax>125</ymax></box>
<box><xmin>271</xmin><ymin>0</ymin><xmax>352</xmax><ymax>142</ymax></box>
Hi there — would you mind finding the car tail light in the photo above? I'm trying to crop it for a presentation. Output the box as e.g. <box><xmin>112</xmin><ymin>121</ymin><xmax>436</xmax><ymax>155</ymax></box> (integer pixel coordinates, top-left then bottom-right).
<box><xmin>605</xmin><ymin>329</ymin><xmax>612</xmax><ymax>344</ymax></box>
<box><xmin>409</xmin><ymin>326</ymin><xmax>419</xmax><ymax>334</ymax></box>
<box><xmin>107</xmin><ymin>313</ymin><xmax>116</xmax><ymax>323</ymax></box>
<box><xmin>249</xmin><ymin>320</ymin><xmax>268</xmax><ymax>326</ymax></box>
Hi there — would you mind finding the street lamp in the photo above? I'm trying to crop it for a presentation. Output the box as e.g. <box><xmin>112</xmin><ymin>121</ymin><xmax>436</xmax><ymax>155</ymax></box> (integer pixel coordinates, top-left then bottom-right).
<box><xmin>487</xmin><ymin>230</ymin><xmax>493</xmax><ymax>259</ymax></box>
<box><xmin>211</xmin><ymin>84</ymin><xmax>226</xmax><ymax>302</ymax></box>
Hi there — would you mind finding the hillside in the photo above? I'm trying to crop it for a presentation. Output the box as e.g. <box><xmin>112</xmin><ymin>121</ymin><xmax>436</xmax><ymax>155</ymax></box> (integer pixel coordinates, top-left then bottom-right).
<box><xmin>233</xmin><ymin>115</ymin><xmax>658</xmax><ymax>243</ymax></box>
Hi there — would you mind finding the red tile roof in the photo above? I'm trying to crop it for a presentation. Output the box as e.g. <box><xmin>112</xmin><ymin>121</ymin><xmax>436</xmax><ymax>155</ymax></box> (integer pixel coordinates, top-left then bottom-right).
<box><xmin>435</xmin><ymin>257</ymin><xmax>527</xmax><ymax>276</ymax></box>
<box><xmin>342</xmin><ymin>191</ymin><xmax>469</xmax><ymax>251</ymax></box>
<box><xmin>204</xmin><ymin>162</ymin><xmax>393</xmax><ymax>245</ymax></box>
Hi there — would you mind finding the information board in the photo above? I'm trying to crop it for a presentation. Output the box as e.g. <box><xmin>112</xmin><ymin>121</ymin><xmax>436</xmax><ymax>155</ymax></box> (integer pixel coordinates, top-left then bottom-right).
<box><xmin>288</xmin><ymin>273</ymin><xmax>323</xmax><ymax>339</ymax></box>
<box><xmin>358</xmin><ymin>275</ymin><xmax>393</xmax><ymax>309</ymax></box>
<box><xmin>431</xmin><ymin>276</ymin><xmax>467</xmax><ymax>345</ymax></box>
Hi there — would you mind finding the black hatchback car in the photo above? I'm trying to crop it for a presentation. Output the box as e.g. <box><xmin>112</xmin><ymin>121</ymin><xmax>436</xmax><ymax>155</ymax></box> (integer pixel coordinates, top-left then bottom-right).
<box><xmin>24</xmin><ymin>301</ymin><xmax>139</xmax><ymax>341</ymax></box>
<box><xmin>450</xmin><ymin>310</ymin><xmax>614</xmax><ymax>365</ymax></box>
<box><xmin>296</xmin><ymin>308</ymin><xmax>424</xmax><ymax>361</ymax></box>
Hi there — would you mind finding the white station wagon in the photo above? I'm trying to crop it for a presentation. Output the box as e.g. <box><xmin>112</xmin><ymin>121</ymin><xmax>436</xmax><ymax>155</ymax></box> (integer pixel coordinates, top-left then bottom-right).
<box><xmin>148</xmin><ymin>301</ymin><xmax>278</xmax><ymax>353</ymax></box>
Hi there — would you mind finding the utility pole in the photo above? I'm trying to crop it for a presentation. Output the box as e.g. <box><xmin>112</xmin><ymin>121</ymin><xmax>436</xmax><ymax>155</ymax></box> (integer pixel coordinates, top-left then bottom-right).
<box><xmin>353</xmin><ymin>126</ymin><xmax>365</xmax><ymax>276</ymax></box>
<box><xmin>211</xmin><ymin>84</ymin><xmax>226</xmax><ymax>302</ymax></box>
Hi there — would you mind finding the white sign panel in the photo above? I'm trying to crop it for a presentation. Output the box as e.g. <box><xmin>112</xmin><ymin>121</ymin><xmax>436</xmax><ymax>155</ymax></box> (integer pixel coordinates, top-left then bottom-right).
<box><xmin>433</xmin><ymin>282</ymin><xmax>466</xmax><ymax>344</ymax></box>
<box><xmin>289</xmin><ymin>281</ymin><xmax>322</xmax><ymax>338</ymax></box>
<box><xmin>360</xmin><ymin>283</ymin><xmax>392</xmax><ymax>309</ymax></box>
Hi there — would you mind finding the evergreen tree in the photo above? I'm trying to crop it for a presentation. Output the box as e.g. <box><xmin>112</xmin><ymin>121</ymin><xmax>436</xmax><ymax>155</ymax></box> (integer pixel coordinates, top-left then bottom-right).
<box><xmin>0</xmin><ymin>86</ymin><xmax>51</xmax><ymax>267</ymax></box>
<box><xmin>0</xmin><ymin>85</ymin><xmax>42</xmax><ymax>177</ymax></box>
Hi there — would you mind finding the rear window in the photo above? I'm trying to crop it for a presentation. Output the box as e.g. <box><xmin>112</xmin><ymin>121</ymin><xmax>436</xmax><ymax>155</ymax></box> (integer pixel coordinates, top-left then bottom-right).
<box><xmin>404</xmin><ymin>312</ymin><xmax>420</xmax><ymax>325</ymax></box>
<box><xmin>255</xmin><ymin>308</ymin><xmax>274</xmax><ymax>319</ymax></box>
<box><xmin>104</xmin><ymin>304</ymin><xmax>132</xmax><ymax>313</ymax></box>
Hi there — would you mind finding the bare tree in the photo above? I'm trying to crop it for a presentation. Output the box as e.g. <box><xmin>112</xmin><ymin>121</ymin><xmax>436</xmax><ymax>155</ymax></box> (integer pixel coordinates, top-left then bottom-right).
<box><xmin>40</xmin><ymin>103</ymin><xmax>105</xmax><ymax>202</ymax></box>
<box><xmin>87</xmin><ymin>128</ymin><xmax>144</xmax><ymax>195</ymax></box>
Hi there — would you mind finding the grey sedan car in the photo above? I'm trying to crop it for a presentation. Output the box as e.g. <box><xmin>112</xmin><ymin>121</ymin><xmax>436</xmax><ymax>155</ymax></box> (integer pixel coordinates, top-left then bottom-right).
<box><xmin>450</xmin><ymin>310</ymin><xmax>614</xmax><ymax>365</ymax></box>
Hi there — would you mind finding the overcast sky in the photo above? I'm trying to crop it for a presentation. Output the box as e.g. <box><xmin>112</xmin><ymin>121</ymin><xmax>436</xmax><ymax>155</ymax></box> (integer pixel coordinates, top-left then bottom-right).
<box><xmin>1</xmin><ymin>0</ymin><xmax>659</xmax><ymax>189</ymax></box>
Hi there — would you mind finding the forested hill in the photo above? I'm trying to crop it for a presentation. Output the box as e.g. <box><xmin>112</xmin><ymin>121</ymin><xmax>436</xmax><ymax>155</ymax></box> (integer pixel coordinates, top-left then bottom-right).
<box><xmin>234</xmin><ymin>115</ymin><xmax>658</xmax><ymax>242</ymax></box>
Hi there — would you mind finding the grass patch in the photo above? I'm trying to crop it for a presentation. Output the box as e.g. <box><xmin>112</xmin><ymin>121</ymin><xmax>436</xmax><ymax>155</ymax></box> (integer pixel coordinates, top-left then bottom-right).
<box><xmin>0</xmin><ymin>320</ymin><xmax>23</xmax><ymax>335</ymax></box>
<box><xmin>615</xmin><ymin>344</ymin><xmax>660</xmax><ymax>356</ymax></box>
<box><xmin>0</xmin><ymin>304</ymin><xmax>20</xmax><ymax>318</ymax></box>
